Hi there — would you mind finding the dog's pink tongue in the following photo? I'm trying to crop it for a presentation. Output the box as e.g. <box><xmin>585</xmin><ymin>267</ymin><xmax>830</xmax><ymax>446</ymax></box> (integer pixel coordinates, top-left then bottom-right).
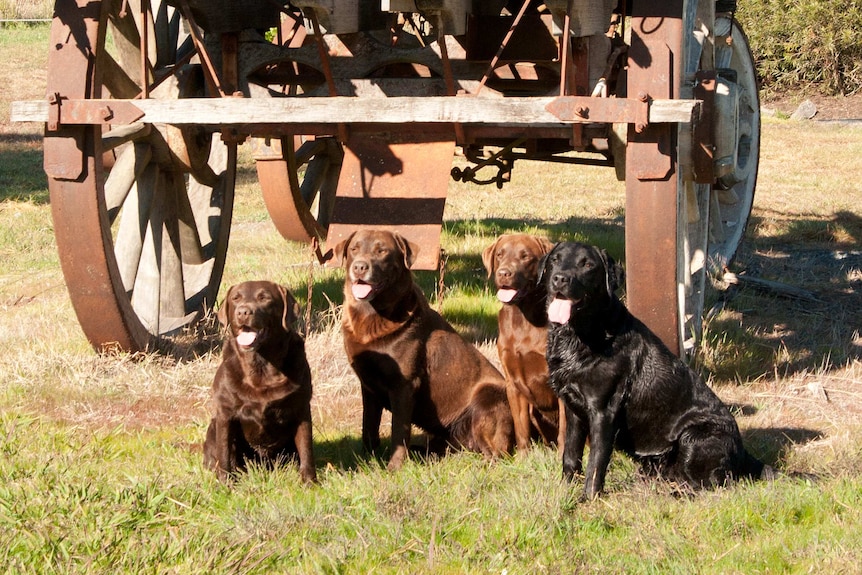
<box><xmin>548</xmin><ymin>298</ymin><xmax>573</xmax><ymax>324</ymax></box>
<box><xmin>497</xmin><ymin>288</ymin><xmax>518</xmax><ymax>303</ymax></box>
<box><xmin>352</xmin><ymin>283</ymin><xmax>373</xmax><ymax>300</ymax></box>
<box><xmin>236</xmin><ymin>330</ymin><xmax>257</xmax><ymax>347</ymax></box>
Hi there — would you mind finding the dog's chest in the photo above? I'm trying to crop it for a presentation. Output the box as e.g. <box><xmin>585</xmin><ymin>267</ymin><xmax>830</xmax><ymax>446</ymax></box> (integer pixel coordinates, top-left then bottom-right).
<box><xmin>547</xmin><ymin>328</ymin><xmax>620</xmax><ymax>395</ymax></box>
<box><xmin>236</xmin><ymin>394</ymin><xmax>298</xmax><ymax>445</ymax></box>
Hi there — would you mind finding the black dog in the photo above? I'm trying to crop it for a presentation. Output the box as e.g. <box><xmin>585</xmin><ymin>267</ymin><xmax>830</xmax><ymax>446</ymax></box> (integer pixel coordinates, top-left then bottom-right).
<box><xmin>540</xmin><ymin>241</ymin><xmax>768</xmax><ymax>499</ymax></box>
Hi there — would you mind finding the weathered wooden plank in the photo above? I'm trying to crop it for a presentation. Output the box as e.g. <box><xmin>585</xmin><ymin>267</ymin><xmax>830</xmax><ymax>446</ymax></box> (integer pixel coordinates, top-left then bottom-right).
<box><xmin>11</xmin><ymin>95</ymin><xmax>699</xmax><ymax>126</ymax></box>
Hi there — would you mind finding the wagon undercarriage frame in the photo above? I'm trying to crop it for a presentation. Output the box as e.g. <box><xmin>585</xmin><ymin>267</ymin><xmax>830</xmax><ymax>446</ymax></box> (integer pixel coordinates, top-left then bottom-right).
<box><xmin>12</xmin><ymin>0</ymin><xmax>760</xmax><ymax>358</ymax></box>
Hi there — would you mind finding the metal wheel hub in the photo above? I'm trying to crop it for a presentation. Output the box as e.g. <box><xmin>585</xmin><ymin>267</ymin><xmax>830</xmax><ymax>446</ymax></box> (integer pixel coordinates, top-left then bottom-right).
<box><xmin>713</xmin><ymin>72</ymin><xmax>750</xmax><ymax>189</ymax></box>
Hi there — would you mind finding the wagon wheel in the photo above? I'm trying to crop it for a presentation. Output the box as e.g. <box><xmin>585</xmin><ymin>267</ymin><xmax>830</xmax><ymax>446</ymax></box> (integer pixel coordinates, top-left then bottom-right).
<box><xmin>252</xmin><ymin>135</ymin><xmax>343</xmax><ymax>243</ymax></box>
<box><xmin>625</xmin><ymin>0</ymin><xmax>758</xmax><ymax>356</ymax></box>
<box><xmin>678</xmin><ymin>8</ymin><xmax>760</xmax><ymax>352</ymax></box>
<box><xmin>45</xmin><ymin>0</ymin><xmax>235</xmax><ymax>352</ymax></box>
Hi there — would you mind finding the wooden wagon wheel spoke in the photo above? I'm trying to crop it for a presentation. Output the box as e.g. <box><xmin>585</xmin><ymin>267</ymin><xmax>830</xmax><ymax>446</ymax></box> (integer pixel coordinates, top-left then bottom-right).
<box><xmin>100</xmin><ymin>53</ymin><xmax>142</xmax><ymax>99</ymax></box>
<box><xmin>105</xmin><ymin>141</ymin><xmax>152</xmax><ymax>220</ymax></box>
<box><xmin>254</xmin><ymin>133</ymin><xmax>342</xmax><ymax>243</ymax></box>
<box><xmin>114</xmin><ymin>162</ymin><xmax>157</xmax><ymax>292</ymax></box>
<box><xmin>152</xmin><ymin>2</ymin><xmax>181</xmax><ymax>67</ymax></box>
<box><xmin>298</xmin><ymin>149</ymin><xmax>333</xmax><ymax>206</ymax></box>
<box><xmin>159</xmin><ymin>171</ymin><xmax>190</xmax><ymax>320</ymax></box>
<box><xmin>172</xmin><ymin>172</ymin><xmax>205</xmax><ymax>265</ymax></box>
<box><xmin>131</xmin><ymin>169</ymin><xmax>167</xmax><ymax>332</ymax></box>
<box><xmin>291</xmin><ymin>137</ymin><xmax>342</xmax><ymax>229</ymax></box>
<box><xmin>103</xmin><ymin>123</ymin><xmax>152</xmax><ymax>152</ymax></box>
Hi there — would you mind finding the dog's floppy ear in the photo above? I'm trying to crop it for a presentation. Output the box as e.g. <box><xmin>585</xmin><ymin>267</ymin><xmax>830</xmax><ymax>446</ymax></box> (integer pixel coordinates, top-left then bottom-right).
<box><xmin>535</xmin><ymin>236</ymin><xmax>555</xmax><ymax>256</ymax></box>
<box><xmin>481</xmin><ymin>236</ymin><xmax>502</xmax><ymax>278</ymax></box>
<box><xmin>598</xmin><ymin>249</ymin><xmax>625</xmax><ymax>297</ymax></box>
<box><xmin>393</xmin><ymin>232</ymin><xmax>420</xmax><ymax>269</ymax></box>
<box><xmin>537</xmin><ymin>242</ymin><xmax>561</xmax><ymax>287</ymax></box>
<box><xmin>331</xmin><ymin>232</ymin><xmax>357</xmax><ymax>268</ymax></box>
<box><xmin>216</xmin><ymin>285</ymin><xmax>234</xmax><ymax>326</ymax></box>
<box><xmin>277</xmin><ymin>284</ymin><xmax>300</xmax><ymax>330</ymax></box>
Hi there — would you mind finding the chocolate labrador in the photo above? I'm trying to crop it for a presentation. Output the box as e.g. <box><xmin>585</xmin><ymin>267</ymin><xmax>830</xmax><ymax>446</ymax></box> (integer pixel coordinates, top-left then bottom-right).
<box><xmin>483</xmin><ymin>233</ymin><xmax>564</xmax><ymax>451</ymax></box>
<box><xmin>540</xmin><ymin>241</ymin><xmax>769</xmax><ymax>499</ymax></box>
<box><xmin>204</xmin><ymin>280</ymin><xmax>316</xmax><ymax>484</ymax></box>
<box><xmin>336</xmin><ymin>229</ymin><xmax>514</xmax><ymax>470</ymax></box>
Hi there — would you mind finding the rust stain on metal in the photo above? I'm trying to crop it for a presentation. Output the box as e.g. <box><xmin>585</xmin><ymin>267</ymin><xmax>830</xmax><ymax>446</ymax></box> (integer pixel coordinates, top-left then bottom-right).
<box><xmin>325</xmin><ymin>134</ymin><xmax>455</xmax><ymax>270</ymax></box>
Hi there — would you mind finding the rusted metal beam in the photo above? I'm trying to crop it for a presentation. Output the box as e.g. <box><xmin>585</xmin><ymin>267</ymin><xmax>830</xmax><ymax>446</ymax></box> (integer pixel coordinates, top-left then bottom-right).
<box><xmin>624</xmin><ymin>0</ymin><xmax>685</xmax><ymax>356</ymax></box>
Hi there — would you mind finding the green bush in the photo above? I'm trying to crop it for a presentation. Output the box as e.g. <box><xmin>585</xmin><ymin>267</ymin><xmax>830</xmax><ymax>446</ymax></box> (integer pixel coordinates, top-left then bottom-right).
<box><xmin>737</xmin><ymin>0</ymin><xmax>862</xmax><ymax>95</ymax></box>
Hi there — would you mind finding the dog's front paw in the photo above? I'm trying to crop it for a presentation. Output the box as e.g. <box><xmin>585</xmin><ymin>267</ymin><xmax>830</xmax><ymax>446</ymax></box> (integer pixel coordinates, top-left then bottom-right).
<box><xmin>562</xmin><ymin>463</ymin><xmax>583</xmax><ymax>482</ymax></box>
<box><xmin>299</xmin><ymin>465</ymin><xmax>318</xmax><ymax>485</ymax></box>
<box><xmin>386</xmin><ymin>446</ymin><xmax>409</xmax><ymax>471</ymax></box>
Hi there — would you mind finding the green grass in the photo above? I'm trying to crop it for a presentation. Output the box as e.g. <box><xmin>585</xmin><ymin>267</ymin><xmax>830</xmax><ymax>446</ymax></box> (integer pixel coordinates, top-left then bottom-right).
<box><xmin>3</xmin><ymin>409</ymin><xmax>860</xmax><ymax>574</ymax></box>
<box><xmin>2</xmin><ymin>24</ymin><xmax>862</xmax><ymax>574</ymax></box>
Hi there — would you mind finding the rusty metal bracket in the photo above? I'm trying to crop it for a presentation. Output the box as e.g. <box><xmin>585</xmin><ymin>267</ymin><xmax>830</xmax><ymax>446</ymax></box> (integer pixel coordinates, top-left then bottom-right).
<box><xmin>42</xmin><ymin>99</ymin><xmax>146</xmax><ymax>126</ymax></box>
<box><xmin>47</xmin><ymin>92</ymin><xmax>62</xmax><ymax>132</ymax></box>
<box><xmin>45</xmin><ymin>92</ymin><xmax>143</xmax><ymax>132</ymax></box>
<box><xmin>451</xmin><ymin>139</ymin><xmax>525</xmax><ymax>189</ymax></box>
<box><xmin>545</xmin><ymin>95</ymin><xmax>650</xmax><ymax>126</ymax></box>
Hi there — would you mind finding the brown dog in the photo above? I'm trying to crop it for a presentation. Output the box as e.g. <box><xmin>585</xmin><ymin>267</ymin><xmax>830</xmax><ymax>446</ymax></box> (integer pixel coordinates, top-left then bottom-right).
<box><xmin>336</xmin><ymin>229</ymin><xmax>514</xmax><ymax>470</ymax></box>
<box><xmin>483</xmin><ymin>234</ymin><xmax>564</xmax><ymax>451</ymax></box>
<box><xmin>204</xmin><ymin>280</ymin><xmax>316</xmax><ymax>484</ymax></box>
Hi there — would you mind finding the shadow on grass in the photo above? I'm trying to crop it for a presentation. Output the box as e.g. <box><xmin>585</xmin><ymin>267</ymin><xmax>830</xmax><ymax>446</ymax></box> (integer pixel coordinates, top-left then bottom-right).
<box><xmin>703</xmin><ymin>208</ymin><xmax>862</xmax><ymax>381</ymax></box>
<box><xmin>741</xmin><ymin>426</ymin><xmax>824</xmax><ymax>470</ymax></box>
<box><xmin>313</xmin><ymin>434</ymin><xmax>457</xmax><ymax>472</ymax></box>
<box><xmin>0</xmin><ymin>134</ymin><xmax>48</xmax><ymax>203</ymax></box>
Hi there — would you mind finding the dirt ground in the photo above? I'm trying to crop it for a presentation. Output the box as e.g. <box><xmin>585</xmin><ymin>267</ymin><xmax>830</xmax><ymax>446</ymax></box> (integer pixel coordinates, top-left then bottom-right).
<box><xmin>762</xmin><ymin>92</ymin><xmax>862</xmax><ymax>121</ymax></box>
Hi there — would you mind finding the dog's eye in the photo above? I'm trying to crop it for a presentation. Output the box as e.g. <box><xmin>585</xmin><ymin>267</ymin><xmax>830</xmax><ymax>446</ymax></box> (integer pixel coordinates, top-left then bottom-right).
<box><xmin>256</xmin><ymin>291</ymin><xmax>272</xmax><ymax>302</ymax></box>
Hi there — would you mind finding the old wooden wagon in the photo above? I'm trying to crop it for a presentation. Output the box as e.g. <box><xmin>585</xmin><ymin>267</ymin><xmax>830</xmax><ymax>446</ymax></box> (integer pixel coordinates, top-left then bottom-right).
<box><xmin>11</xmin><ymin>0</ymin><xmax>759</xmax><ymax>356</ymax></box>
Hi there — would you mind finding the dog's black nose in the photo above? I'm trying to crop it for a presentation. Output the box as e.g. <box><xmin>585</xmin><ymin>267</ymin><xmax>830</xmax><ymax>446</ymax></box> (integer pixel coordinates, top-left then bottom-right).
<box><xmin>551</xmin><ymin>272</ymin><xmax>570</xmax><ymax>289</ymax></box>
<box><xmin>497</xmin><ymin>267</ymin><xmax>512</xmax><ymax>281</ymax></box>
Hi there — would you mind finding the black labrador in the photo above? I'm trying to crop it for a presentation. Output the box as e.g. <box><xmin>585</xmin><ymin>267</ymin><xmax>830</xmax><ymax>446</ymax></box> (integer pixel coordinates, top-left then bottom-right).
<box><xmin>540</xmin><ymin>241</ymin><xmax>769</xmax><ymax>499</ymax></box>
